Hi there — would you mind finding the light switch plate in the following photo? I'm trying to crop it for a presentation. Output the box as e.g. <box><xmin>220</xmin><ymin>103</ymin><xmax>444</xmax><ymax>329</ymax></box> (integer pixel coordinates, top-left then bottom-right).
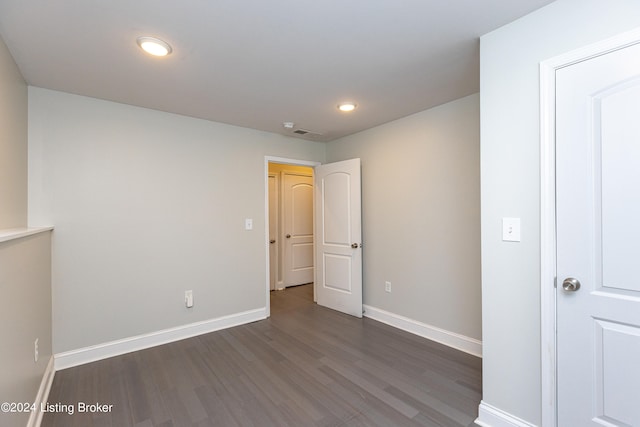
<box><xmin>245</xmin><ymin>218</ymin><xmax>253</xmax><ymax>230</ymax></box>
<box><xmin>502</xmin><ymin>217</ymin><xmax>521</xmax><ymax>242</ymax></box>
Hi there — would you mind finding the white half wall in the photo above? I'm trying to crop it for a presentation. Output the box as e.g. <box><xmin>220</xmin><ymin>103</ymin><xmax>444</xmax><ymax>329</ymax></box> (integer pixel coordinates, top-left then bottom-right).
<box><xmin>0</xmin><ymin>231</ymin><xmax>52</xmax><ymax>427</ymax></box>
<box><xmin>480</xmin><ymin>0</ymin><xmax>640</xmax><ymax>424</ymax></box>
<box><xmin>326</xmin><ymin>94</ymin><xmax>481</xmax><ymax>343</ymax></box>
<box><xmin>28</xmin><ymin>88</ymin><xmax>325</xmax><ymax>354</ymax></box>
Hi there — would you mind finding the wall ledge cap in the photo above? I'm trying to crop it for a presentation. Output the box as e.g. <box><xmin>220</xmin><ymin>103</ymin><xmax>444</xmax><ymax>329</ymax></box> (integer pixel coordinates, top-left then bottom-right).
<box><xmin>0</xmin><ymin>226</ymin><xmax>53</xmax><ymax>243</ymax></box>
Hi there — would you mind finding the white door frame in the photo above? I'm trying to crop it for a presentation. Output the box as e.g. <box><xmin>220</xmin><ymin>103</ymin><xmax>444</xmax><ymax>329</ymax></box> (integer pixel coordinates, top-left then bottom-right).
<box><xmin>539</xmin><ymin>27</ymin><xmax>640</xmax><ymax>427</ymax></box>
<box><xmin>264</xmin><ymin>156</ymin><xmax>321</xmax><ymax>317</ymax></box>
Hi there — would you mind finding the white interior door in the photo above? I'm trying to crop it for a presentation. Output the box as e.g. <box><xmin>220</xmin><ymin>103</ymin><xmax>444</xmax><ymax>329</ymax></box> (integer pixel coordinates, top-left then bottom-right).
<box><xmin>556</xmin><ymin>42</ymin><xmax>640</xmax><ymax>426</ymax></box>
<box><xmin>283</xmin><ymin>172</ymin><xmax>314</xmax><ymax>286</ymax></box>
<box><xmin>314</xmin><ymin>158</ymin><xmax>362</xmax><ymax>318</ymax></box>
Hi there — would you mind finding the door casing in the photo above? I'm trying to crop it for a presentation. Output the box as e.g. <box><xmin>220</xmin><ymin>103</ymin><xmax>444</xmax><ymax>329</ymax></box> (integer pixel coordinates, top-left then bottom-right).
<box><xmin>539</xmin><ymin>27</ymin><xmax>640</xmax><ymax>427</ymax></box>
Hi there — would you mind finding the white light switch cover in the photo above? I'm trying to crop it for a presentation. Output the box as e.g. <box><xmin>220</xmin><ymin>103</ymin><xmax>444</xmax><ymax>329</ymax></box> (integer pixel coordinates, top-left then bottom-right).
<box><xmin>245</xmin><ymin>218</ymin><xmax>253</xmax><ymax>230</ymax></box>
<box><xmin>502</xmin><ymin>217</ymin><xmax>521</xmax><ymax>242</ymax></box>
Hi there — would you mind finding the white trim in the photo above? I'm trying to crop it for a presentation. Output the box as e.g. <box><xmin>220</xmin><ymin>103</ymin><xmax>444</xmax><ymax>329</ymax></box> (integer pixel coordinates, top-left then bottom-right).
<box><xmin>54</xmin><ymin>308</ymin><xmax>266</xmax><ymax>370</ymax></box>
<box><xmin>0</xmin><ymin>226</ymin><xmax>53</xmax><ymax>243</ymax></box>
<box><xmin>264</xmin><ymin>156</ymin><xmax>320</xmax><ymax>167</ymax></box>
<box><xmin>539</xmin><ymin>26</ymin><xmax>640</xmax><ymax>427</ymax></box>
<box><xmin>363</xmin><ymin>304</ymin><xmax>482</xmax><ymax>358</ymax></box>
<box><xmin>539</xmin><ymin>53</ymin><xmax>559</xmax><ymax>427</ymax></box>
<box><xmin>27</xmin><ymin>356</ymin><xmax>55</xmax><ymax>427</ymax></box>
<box><xmin>264</xmin><ymin>156</ymin><xmax>321</xmax><ymax>317</ymax></box>
<box><xmin>475</xmin><ymin>401</ymin><xmax>537</xmax><ymax>427</ymax></box>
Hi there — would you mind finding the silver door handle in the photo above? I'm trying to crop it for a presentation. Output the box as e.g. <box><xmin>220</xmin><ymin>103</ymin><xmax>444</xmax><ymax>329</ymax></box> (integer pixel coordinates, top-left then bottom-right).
<box><xmin>270</xmin><ymin>239</ymin><xmax>276</xmax><ymax>244</ymax></box>
<box><xmin>286</xmin><ymin>234</ymin><xmax>291</xmax><ymax>239</ymax></box>
<box><xmin>351</xmin><ymin>243</ymin><xmax>361</xmax><ymax>249</ymax></box>
<box><xmin>562</xmin><ymin>277</ymin><xmax>581</xmax><ymax>292</ymax></box>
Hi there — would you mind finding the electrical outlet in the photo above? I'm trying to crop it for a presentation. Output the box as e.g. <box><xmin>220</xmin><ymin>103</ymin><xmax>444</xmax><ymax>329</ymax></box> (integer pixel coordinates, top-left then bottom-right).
<box><xmin>385</xmin><ymin>281</ymin><xmax>391</xmax><ymax>293</ymax></box>
<box><xmin>34</xmin><ymin>338</ymin><xmax>39</xmax><ymax>363</ymax></box>
<box><xmin>185</xmin><ymin>290</ymin><xmax>194</xmax><ymax>308</ymax></box>
<box><xmin>502</xmin><ymin>217</ymin><xmax>521</xmax><ymax>242</ymax></box>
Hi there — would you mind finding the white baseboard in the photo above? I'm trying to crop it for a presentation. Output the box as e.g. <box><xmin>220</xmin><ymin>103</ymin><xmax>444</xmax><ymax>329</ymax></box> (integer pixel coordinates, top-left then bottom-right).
<box><xmin>54</xmin><ymin>308</ymin><xmax>267</xmax><ymax>370</ymax></box>
<box><xmin>27</xmin><ymin>356</ymin><xmax>55</xmax><ymax>427</ymax></box>
<box><xmin>363</xmin><ymin>305</ymin><xmax>482</xmax><ymax>357</ymax></box>
<box><xmin>475</xmin><ymin>401</ymin><xmax>537</xmax><ymax>427</ymax></box>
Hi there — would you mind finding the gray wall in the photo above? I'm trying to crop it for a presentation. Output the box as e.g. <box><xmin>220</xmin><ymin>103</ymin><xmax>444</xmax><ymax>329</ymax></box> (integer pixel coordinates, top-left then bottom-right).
<box><xmin>0</xmin><ymin>35</ymin><xmax>27</xmax><ymax>228</ymax></box>
<box><xmin>0</xmin><ymin>36</ymin><xmax>52</xmax><ymax>427</ymax></box>
<box><xmin>28</xmin><ymin>88</ymin><xmax>326</xmax><ymax>354</ymax></box>
<box><xmin>326</xmin><ymin>94</ymin><xmax>481</xmax><ymax>342</ymax></box>
<box><xmin>29</xmin><ymin>87</ymin><xmax>482</xmax><ymax>360</ymax></box>
<box><xmin>480</xmin><ymin>0</ymin><xmax>640</xmax><ymax>424</ymax></box>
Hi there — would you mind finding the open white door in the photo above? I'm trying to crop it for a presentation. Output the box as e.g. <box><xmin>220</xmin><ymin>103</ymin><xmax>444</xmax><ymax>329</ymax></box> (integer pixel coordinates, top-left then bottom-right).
<box><xmin>556</xmin><ymin>42</ymin><xmax>640</xmax><ymax>426</ymax></box>
<box><xmin>314</xmin><ymin>158</ymin><xmax>362</xmax><ymax>318</ymax></box>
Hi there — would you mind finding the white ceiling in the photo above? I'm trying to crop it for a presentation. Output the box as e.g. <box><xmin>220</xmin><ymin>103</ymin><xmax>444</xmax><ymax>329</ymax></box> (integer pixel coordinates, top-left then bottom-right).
<box><xmin>0</xmin><ymin>0</ymin><xmax>555</xmax><ymax>142</ymax></box>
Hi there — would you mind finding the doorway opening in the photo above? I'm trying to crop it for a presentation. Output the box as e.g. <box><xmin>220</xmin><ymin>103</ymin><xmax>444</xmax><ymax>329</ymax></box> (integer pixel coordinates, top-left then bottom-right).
<box><xmin>264</xmin><ymin>157</ymin><xmax>320</xmax><ymax>317</ymax></box>
<box><xmin>268</xmin><ymin>162</ymin><xmax>314</xmax><ymax>291</ymax></box>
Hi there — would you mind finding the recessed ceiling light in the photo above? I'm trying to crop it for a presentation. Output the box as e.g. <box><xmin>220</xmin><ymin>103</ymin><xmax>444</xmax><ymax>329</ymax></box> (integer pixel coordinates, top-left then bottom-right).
<box><xmin>136</xmin><ymin>36</ymin><xmax>172</xmax><ymax>57</ymax></box>
<box><xmin>338</xmin><ymin>102</ymin><xmax>357</xmax><ymax>112</ymax></box>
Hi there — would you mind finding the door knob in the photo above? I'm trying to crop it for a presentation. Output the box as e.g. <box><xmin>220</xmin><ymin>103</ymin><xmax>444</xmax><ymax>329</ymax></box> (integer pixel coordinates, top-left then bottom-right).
<box><xmin>562</xmin><ymin>277</ymin><xmax>581</xmax><ymax>292</ymax></box>
<box><xmin>351</xmin><ymin>243</ymin><xmax>360</xmax><ymax>249</ymax></box>
<box><xmin>286</xmin><ymin>234</ymin><xmax>291</xmax><ymax>239</ymax></box>
<box><xmin>270</xmin><ymin>239</ymin><xmax>276</xmax><ymax>244</ymax></box>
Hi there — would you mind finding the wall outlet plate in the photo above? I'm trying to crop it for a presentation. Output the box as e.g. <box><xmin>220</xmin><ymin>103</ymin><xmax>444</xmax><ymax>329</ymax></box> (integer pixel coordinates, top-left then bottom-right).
<box><xmin>502</xmin><ymin>217</ymin><xmax>521</xmax><ymax>242</ymax></box>
<box><xmin>385</xmin><ymin>281</ymin><xmax>391</xmax><ymax>293</ymax></box>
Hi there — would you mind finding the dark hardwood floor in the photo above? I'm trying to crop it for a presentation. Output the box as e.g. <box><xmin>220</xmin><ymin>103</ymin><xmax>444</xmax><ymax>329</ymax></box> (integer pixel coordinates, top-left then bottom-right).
<box><xmin>42</xmin><ymin>285</ymin><xmax>481</xmax><ymax>427</ymax></box>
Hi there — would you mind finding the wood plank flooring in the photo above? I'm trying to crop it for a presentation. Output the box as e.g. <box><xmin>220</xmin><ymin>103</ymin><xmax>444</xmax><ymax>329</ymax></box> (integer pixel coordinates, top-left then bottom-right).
<box><xmin>42</xmin><ymin>285</ymin><xmax>481</xmax><ymax>427</ymax></box>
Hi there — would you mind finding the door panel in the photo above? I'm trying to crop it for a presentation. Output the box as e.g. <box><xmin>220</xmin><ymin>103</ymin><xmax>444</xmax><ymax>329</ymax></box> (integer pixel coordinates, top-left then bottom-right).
<box><xmin>322</xmin><ymin>172</ymin><xmax>351</xmax><ymax>244</ymax></box>
<box><xmin>324</xmin><ymin>254</ymin><xmax>352</xmax><ymax>292</ymax></box>
<box><xmin>596</xmin><ymin>320</ymin><xmax>640</xmax><ymax>424</ymax></box>
<box><xmin>556</xmin><ymin>42</ymin><xmax>640</xmax><ymax>426</ymax></box>
<box><xmin>291</xmin><ymin>242</ymin><xmax>313</xmax><ymax>272</ymax></box>
<box><xmin>315</xmin><ymin>158</ymin><xmax>362</xmax><ymax>318</ymax></box>
<box><xmin>600</xmin><ymin>83</ymin><xmax>640</xmax><ymax>291</ymax></box>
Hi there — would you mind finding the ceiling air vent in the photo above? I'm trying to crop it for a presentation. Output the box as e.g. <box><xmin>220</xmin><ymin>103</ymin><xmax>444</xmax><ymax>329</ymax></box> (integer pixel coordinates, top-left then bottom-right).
<box><xmin>293</xmin><ymin>128</ymin><xmax>323</xmax><ymax>138</ymax></box>
<box><xmin>283</xmin><ymin>123</ymin><xmax>323</xmax><ymax>138</ymax></box>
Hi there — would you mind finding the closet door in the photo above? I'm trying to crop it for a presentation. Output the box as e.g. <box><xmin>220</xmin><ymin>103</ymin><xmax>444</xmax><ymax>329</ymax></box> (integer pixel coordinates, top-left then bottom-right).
<box><xmin>282</xmin><ymin>172</ymin><xmax>314</xmax><ymax>287</ymax></box>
